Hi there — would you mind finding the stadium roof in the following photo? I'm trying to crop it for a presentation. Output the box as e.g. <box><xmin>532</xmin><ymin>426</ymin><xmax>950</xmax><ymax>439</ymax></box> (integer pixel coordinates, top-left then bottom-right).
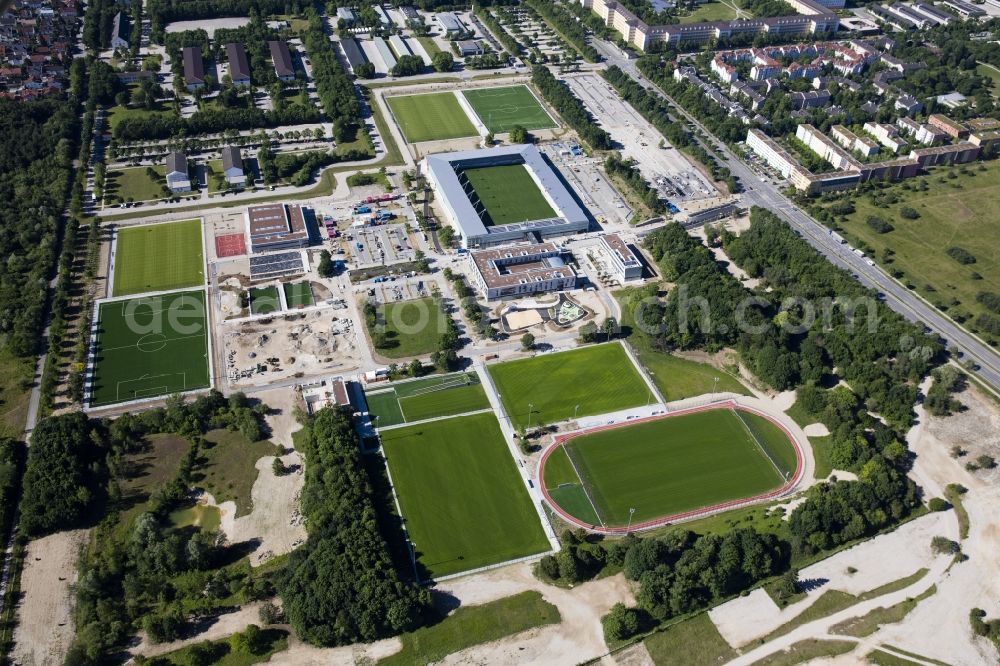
<box><xmin>423</xmin><ymin>145</ymin><xmax>589</xmax><ymax>245</ymax></box>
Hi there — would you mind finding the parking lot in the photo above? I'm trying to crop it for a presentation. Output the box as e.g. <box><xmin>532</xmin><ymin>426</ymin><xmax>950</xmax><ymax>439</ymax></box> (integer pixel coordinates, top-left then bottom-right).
<box><xmin>540</xmin><ymin>144</ymin><xmax>634</xmax><ymax>227</ymax></box>
<box><xmin>565</xmin><ymin>74</ymin><xmax>718</xmax><ymax>204</ymax></box>
<box><xmin>346</xmin><ymin>223</ymin><xmax>416</xmax><ymax>268</ymax></box>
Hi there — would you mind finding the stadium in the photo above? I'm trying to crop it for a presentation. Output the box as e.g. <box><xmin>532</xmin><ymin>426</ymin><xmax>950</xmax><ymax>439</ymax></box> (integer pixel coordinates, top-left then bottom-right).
<box><xmin>421</xmin><ymin>145</ymin><xmax>590</xmax><ymax>247</ymax></box>
<box><xmin>539</xmin><ymin>400</ymin><xmax>804</xmax><ymax>533</ymax></box>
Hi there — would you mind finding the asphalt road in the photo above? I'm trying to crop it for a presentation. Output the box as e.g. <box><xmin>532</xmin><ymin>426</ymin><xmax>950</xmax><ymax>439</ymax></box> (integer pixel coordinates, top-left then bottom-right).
<box><xmin>591</xmin><ymin>39</ymin><xmax>1000</xmax><ymax>394</ymax></box>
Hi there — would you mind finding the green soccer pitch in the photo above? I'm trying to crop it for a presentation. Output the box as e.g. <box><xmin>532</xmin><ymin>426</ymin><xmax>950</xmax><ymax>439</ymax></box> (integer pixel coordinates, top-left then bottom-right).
<box><xmin>487</xmin><ymin>343</ymin><xmax>654</xmax><ymax>429</ymax></box>
<box><xmin>379</xmin><ymin>412</ymin><xmax>551</xmax><ymax>578</ymax></box>
<box><xmin>112</xmin><ymin>219</ymin><xmax>204</xmax><ymax>296</ymax></box>
<box><xmin>386</xmin><ymin>92</ymin><xmax>478</xmax><ymax>143</ymax></box>
<box><xmin>365</xmin><ymin>372</ymin><xmax>490</xmax><ymax>427</ymax></box>
<box><xmin>462</xmin><ymin>164</ymin><xmax>556</xmax><ymax>226</ymax></box>
<box><xmin>283</xmin><ymin>281</ymin><xmax>314</xmax><ymax>309</ymax></box>
<box><xmin>552</xmin><ymin>409</ymin><xmax>797</xmax><ymax>526</ymax></box>
<box><xmin>461</xmin><ymin>85</ymin><xmax>557</xmax><ymax>134</ymax></box>
<box><xmin>90</xmin><ymin>290</ymin><xmax>210</xmax><ymax>407</ymax></box>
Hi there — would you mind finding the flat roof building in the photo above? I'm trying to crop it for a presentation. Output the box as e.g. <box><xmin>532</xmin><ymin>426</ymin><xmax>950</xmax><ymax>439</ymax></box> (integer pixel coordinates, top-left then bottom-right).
<box><xmin>422</xmin><ymin>145</ymin><xmax>590</xmax><ymax>248</ymax></box>
<box><xmin>246</xmin><ymin>204</ymin><xmax>311</xmax><ymax>253</ymax></box>
<box><xmin>336</xmin><ymin>7</ymin><xmax>358</xmax><ymax>24</ymax></box>
<box><xmin>225</xmin><ymin>43</ymin><xmax>251</xmax><ymax>86</ymax></box>
<box><xmin>373</xmin><ymin>36</ymin><xmax>397</xmax><ymax>71</ymax></box>
<box><xmin>182</xmin><ymin>46</ymin><xmax>205</xmax><ymax>92</ymax></box>
<box><xmin>455</xmin><ymin>40</ymin><xmax>484</xmax><ymax>56</ymax></box>
<box><xmin>928</xmin><ymin>113</ymin><xmax>969</xmax><ymax>139</ymax></box>
<box><xmin>600</xmin><ymin>234</ymin><xmax>642</xmax><ymax>282</ymax></box>
<box><xmin>437</xmin><ymin>12</ymin><xmax>464</xmax><ymax>34</ymax></box>
<box><xmin>339</xmin><ymin>37</ymin><xmax>368</xmax><ymax>71</ymax></box>
<box><xmin>269</xmin><ymin>40</ymin><xmax>295</xmax><ymax>81</ymax></box>
<box><xmin>469</xmin><ymin>242</ymin><xmax>577</xmax><ymax>300</ymax></box>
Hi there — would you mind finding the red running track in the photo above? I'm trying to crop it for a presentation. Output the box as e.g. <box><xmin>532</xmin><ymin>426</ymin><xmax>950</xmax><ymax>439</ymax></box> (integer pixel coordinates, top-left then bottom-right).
<box><xmin>537</xmin><ymin>400</ymin><xmax>805</xmax><ymax>535</ymax></box>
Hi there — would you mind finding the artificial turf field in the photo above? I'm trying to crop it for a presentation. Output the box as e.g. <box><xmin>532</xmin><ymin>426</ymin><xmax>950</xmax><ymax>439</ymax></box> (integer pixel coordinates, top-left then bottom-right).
<box><xmin>386</xmin><ymin>92</ymin><xmax>478</xmax><ymax>143</ymax></box>
<box><xmin>366</xmin><ymin>372</ymin><xmax>490</xmax><ymax>427</ymax></box>
<box><xmin>379</xmin><ymin>412</ymin><xmax>550</xmax><ymax>578</ymax></box>
<box><xmin>462</xmin><ymin>164</ymin><xmax>557</xmax><ymax>226</ymax></box>
<box><xmin>112</xmin><ymin>219</ymin><xmax>204</xmax><ymax>296</ymax></box>
<box><xmin>249</xmin><ymin>286</ymin><xmax>280</xmax><ymax>315</ymax></box>
<box><xmin>488</xmin><ymin>343</ymin><xmax>653</xmax><ymax>429</ymax></box>
<box><xmin>90</xmin><ymin>290</ymin><xmax>210</xmax><ymax>406</ymax></box>
<box><xmin>283</xmin><ymin>281</ymin><xmax>314</xmax><ymax>308</ymax></box>
<box><xmin>462</xmin><ymin>85</ymin><xmax>557</xmax><ymax>134</ymax></box>
<box><xmin>550</xmin><ymin>409</ymin><xmax>796</xmax><ymax>526</ymax></box>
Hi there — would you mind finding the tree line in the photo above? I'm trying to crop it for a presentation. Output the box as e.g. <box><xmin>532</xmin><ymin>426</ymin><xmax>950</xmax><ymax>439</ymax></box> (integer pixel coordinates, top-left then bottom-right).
<box><xmin>604</xmin><ymin>154</ymin><xmax>666</xmax><ymax>215</ymax></box>
<box><xmin>146</xmin><ymin>0</ymin><xmax>299</xmax><ymax>42</ymax></box>
<box><xmin>531</xmin><ymin>65</ymin><xmax>611</xmax><ymax>151</ymax></box>
<box><xmin>301</xmin><ymin>10</ymin><xmax>362</xmax><ymax>143</ymax></box>
<box><xmin>279</xmin><ymin>407</ymin><xmax>434</xmax><ymax>646</ymax></box>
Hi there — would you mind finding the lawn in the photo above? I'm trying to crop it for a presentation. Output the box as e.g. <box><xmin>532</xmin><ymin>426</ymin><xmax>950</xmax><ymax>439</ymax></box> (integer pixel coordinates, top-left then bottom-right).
<box><xmin>106</xmin><ymin>101</ymin><xmax>176</xmax><ymax>133</ymax></box>
<box><xmin>155</xmin><ymin>627</ymin><xmax>289</xmax><ymax>666</ymax></box>
<box><xmin>461</xmin><ymin>85</ymin><xmax>557</xmax><ymax>134</ymax></box>
<box><xmin>386</xmin><ymin>92</ymin><xmax>478</xmax><ymax>143</ymax></box>
<box><xmin>282</xmin><ymin>281</ymin><xmax>314</xmax><ymax>309</ymax></box>
<box><xmin>415</xmin><ymin>35</ymin><xmax>443</xmax><ymax>58</ymax></box>
<box><xmin>815</xmin><ymin>162</ymin><xmax>1000</xmax><ymax>337</ymax></box>
<box><xmin>90</xmin><ymin>290</ymin><xmax>210</xmax><ymax>407</ymax></box>
<box><xmin>0</xmin><ymin>347</ymin><xmax>34</xmax><ymax>439</ymax></box>
<box><xmin>560</xmin><ymin>408</ymin><xmax>791</xmax><ymax>526</ymax></box>
<box><xmin>977</xmin><ymin>62</ymin><xmax>1000</xmax><ymax>96</ymax></box>
<box><xmin>379</xmin><ymin>412</ymin><xmax>550</xmax><ymax>578</ymax></box>
<box><xmin>644</xmin><ymin>612</ymin><xmax>736</xmax><ymax>666</ymax></box>
<box><xmin>615</xmin><ymin>287</ymin><xmax>750</xmax><ymax>401</ymax></box>
<box><xmin>249</xmin><ymin>286</ymin><xmax>280</xmax><ymax>315</ymax></box>
<box><xmin>677</xmin><ymin>0</ymin><xmax>741</xmax><ymax>23</ymax></box>
<box><xmin>115</xmin><ymin>433</ymin><xmax>190</xmax><ymax>538</ymax></box>
<box><xmin>366</xmin><ymin>373</ymin><xmax>490</xmax><ymax>426</ymax></box>
<box><xmin>105</xmin><ymin>165</ymin><xmax>168</xmax><ymax>204</ymax></box>
<box><xmin>487</xmin><ymin>343</ymin><xmax>653</xmax><ymax>429</ymax></box>
<box><xmin>372</xmin><ymin>297</ymin><xmax>452</xmax><ymax>359</ymax></box>
<box><xmin>462</xmin><ymin>164</ymin><xmax>557</xmax><ymax>226</ymax></box>
<box><xmin>542</xmin><ymin>445</ymin><xmax>601</xmax><ymax>525</ymax></box>
<box><xmin>378</xmin><ymin>591</ymin><xmax>560</xmax><ymax>666</ymax></box>
<box><xmin>113</xmin><ymin>219</ymin><xmax>205</xmax><ymax>296</ymax></box>
<box><xmin>196</xmin><ymin>429</ymin><xmax>281</xmax><ymax>517</ymax></box>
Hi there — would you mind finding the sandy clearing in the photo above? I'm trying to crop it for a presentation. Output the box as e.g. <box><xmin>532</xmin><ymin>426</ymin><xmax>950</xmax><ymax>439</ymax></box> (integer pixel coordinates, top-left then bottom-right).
<box><xmin>804</xmin><ymin>423</ymin><xmax>830</xmax><ymax>437</ymax></box>
<box><xmin>11</xmin><ymin>529</ymin><xmax>88</xmax><ymax>666</ymax></box>
<box><xmin>609</xmin><ymin>641</ymin><xmax>654</xmax><ymax>666</ymax></box>
<box><xmin>771</xmin><ymin>390</ymin><xmax>797</xmax><ymax>412</ymax></box>
<box><xmin>135</xmin><ymin>602</ymin><xmax>266</xmax><ymax>657</ymax></box>
<box><xmin>711</xmin><ymin>511</ymin><xmax>950</xmax><ymax>648</ymax></box>
<box><xmin>827</xmin><ymin>470</ymin><xmax>858</xmax><ymax>482</ymax></box>
<box><xmin>868</xmin><ymin>385</ymin><xmax>1000</xmax><ymax>665</ymax></box>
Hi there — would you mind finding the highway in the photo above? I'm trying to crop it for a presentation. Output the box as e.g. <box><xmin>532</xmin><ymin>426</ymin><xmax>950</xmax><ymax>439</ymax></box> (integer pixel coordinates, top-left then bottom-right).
<box><xmin>590</xmin><ymin>38</ymin><xmax>1000</xmax><ymax>394</ymax></box>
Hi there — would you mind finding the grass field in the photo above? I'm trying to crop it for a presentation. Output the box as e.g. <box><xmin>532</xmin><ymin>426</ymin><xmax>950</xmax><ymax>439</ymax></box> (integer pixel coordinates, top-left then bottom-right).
<box><xmin>198</xmin><ymin>429</ymin><xmax>281</xmax><ymax>517</ymax></box>
<box><xmin>249</xmin><ymin>286</ymin><xmax>280</xmax><ymax>315</ymax></box>
<box><xmin>462</xmin><ymin>85</ymin><xmax>557</xmax><ymax>133</ymax></box>
<box><xmin>553</xmin><ymin>408</ymin><xmax>794</xmax><ymax>526</ymax></box>
<box><xmin>978</xmin><ymin>62</ymin><xmax>1000</xmax><ymax>96</ymax></box>
<box><xmin>282</xmin><ymin>281</ymin><xmax>314</xmax><ymax>308</ymax></box>
<box><xmin>615</xmin><ymin>288</ymin><xmax>750</xmax><ymax>401</ymax></box>
<box><xmin>91</xmin><ymin>290</ymin><xmax>210</xmax><ymax>407</ymax></box>
<box><xmin>113</xmin><ymin>219</ymin><xmax>204</xmax><ymax>296</ymax></box>
<box><xmin>105</xmin><ymin>165</ymin><xmax>168</xmax><ymax>204</ymax></box>
<box><xmin>386</xmin><ymin>92</ymin><xmax>478</xmax><ymax>143</ymax></box>
<box><xmin>644</xmin><ymin>612</ymin><xmax>737</xmax><ymax>666</ymax></box>
<box><xmin>677</xmin><ymin>0</ymin><xmax>742</xmax><ymax>23</ymax></box>
<box><xmin>378</xmin><ymin>591</ymin><xmax>560</xmax><ymax>666</ymax></box>
<box><xmin>379</xmin><ymin>412</ymin><xmax>550</xmax><ymax>578</ymax></box>
<box><xmin>543</xmin><ymin>446</ymin><xmax>600</xmax><ymax>525</ymax></box>
<box><xmin>366</xmin><ymin>372</ymin><xmax>490</xmax><ymax>427</ymax></box>
<box><xmin>488</xmin><ymin>343</ymin><xmax>653</xmax><ymax>429</ymax></box>
<box><xmin>372</xmin><ymin>297</ymin><xmax>452</xmax><ymax>359</ymax></box>
<box><xmin>462</xmin><ymin>164</ymin><xmax>557</xmax><ymax>226</ymax></box>
<box><xmin>814</xmin><ymin>162</ymin><xmax>1000</xmax><ymax>336</ymax></box>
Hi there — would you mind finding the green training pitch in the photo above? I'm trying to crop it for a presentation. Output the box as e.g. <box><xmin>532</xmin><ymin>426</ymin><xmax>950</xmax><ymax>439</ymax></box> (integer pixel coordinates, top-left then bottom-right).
<box><xmin>557</xmin><ymin>409</ymin><xmax>793</xmax><ymax>526</ymax></box>
<box><xmin>112</xmin><ymin>219</ymin><xmax>204</xmax><ymax>296</ymax></box>
<box><xmin>387</xmin><ymin>92</ymin><xmax>478</xmax><ymax>143</ymax></box>
<box><xmin>462</xmin><ymin>85</ymin><xmax>557</xmax><ymax>134</ymax></box>
<box><xmin>249</xmin><ymin>286</ymin><xmax>280</xmax><ymax>315</ymax></box>
<box><xmin>283</xmin><ymin>281</ymin><xmax>314</xmax><ymax>309</ymax></box>
<box><xmin>462</xmin><ymin>164</ymin><xmax>556</xmax><ymax>226</ymax></box>
<box><xmin>488</xmin><ymin>343</ymin><xmax>652</xmax><ymax>429</ymax></box>
<box><xmin>372</xmin><ymin>297</ymin><xmax>452</xmax><ymax>359</ymax></box>
<box><xmin>380</xmin><ymin>412</ymin><xmax>550</xmax><ymax>578</ymax></box>
<box><xmin>365</xmin><ymin>372</ymin><xmax>490</xmax><ymax>427</ymax></box>
<box><xmin>90</xmin><ymin>290</ymin><xmax>210</xmax><ymax>407</ymax></box>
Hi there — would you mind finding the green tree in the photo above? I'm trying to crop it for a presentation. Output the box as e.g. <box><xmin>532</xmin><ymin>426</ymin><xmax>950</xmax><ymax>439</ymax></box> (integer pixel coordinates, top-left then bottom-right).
<box><xmin>432</xmin><ymin>51</ymin><xmax>454</xmax><ymax>72</ymax></box>
<box><xmin>509</xmin><ymin>124</ymin><xmax>530</xmax><ymax>143</ymax></box>
<box><xmin>317</xmin><ymin>249</ymin><xmax>335</xmax><ymax>278</ymax></box>
<box><xmin>521</xmin><ymin>333</ymin><xmax>535</xmax><ymax>350</ymax></box>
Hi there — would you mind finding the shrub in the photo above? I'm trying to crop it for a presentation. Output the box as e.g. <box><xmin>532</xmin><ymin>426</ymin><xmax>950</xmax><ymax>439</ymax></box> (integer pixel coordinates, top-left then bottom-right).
<box><xmin>928</xmin><ymin>497</ymin><xmax>948</xmax><ymax>511</ymax></box>
<box><xmin>602</xmin><ymin>603</ymin><xmax>640</xmax><ymax>642</ymax></box>
<box><xmin>899</xmin><ymin>206</ymin><xmax>919</xmax><ymax>219</ymax></box>
<box><xmin>946</xmin><ymin>246</ymin><xmax>976</xmax><ymax>265</ymax></box>
<box><xmin>866</xmin><ymin>215</ymin><xmax>893</xmax><ymax>233</ymax></box>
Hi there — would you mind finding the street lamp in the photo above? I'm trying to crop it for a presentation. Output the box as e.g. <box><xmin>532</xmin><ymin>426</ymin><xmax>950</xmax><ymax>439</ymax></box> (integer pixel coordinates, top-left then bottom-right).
<box><xmin>713</xmin><ymin>376</ymin><xmax>719</xmax><ymax>403</ymax></box>
<box><xmin>627</xmin><ymin>507</ymin><xmax>635</xmax><ymax>532</ymax></box>
<box><xmin>527</xmin><ymin>403</ymin><xmax>534</xmax><ymax>429</ymax></box>
<box><xmin>574</xmin><ymin>404</ymin><xmax>580</xmax><ymax>420</ymax></box>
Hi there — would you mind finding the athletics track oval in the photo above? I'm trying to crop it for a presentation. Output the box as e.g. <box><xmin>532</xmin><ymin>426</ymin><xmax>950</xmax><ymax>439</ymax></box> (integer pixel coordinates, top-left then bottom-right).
<box><xmin>537</xmin><ymin>399</ymin><xmax>805</xmax><ymax>535</ymax></box>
